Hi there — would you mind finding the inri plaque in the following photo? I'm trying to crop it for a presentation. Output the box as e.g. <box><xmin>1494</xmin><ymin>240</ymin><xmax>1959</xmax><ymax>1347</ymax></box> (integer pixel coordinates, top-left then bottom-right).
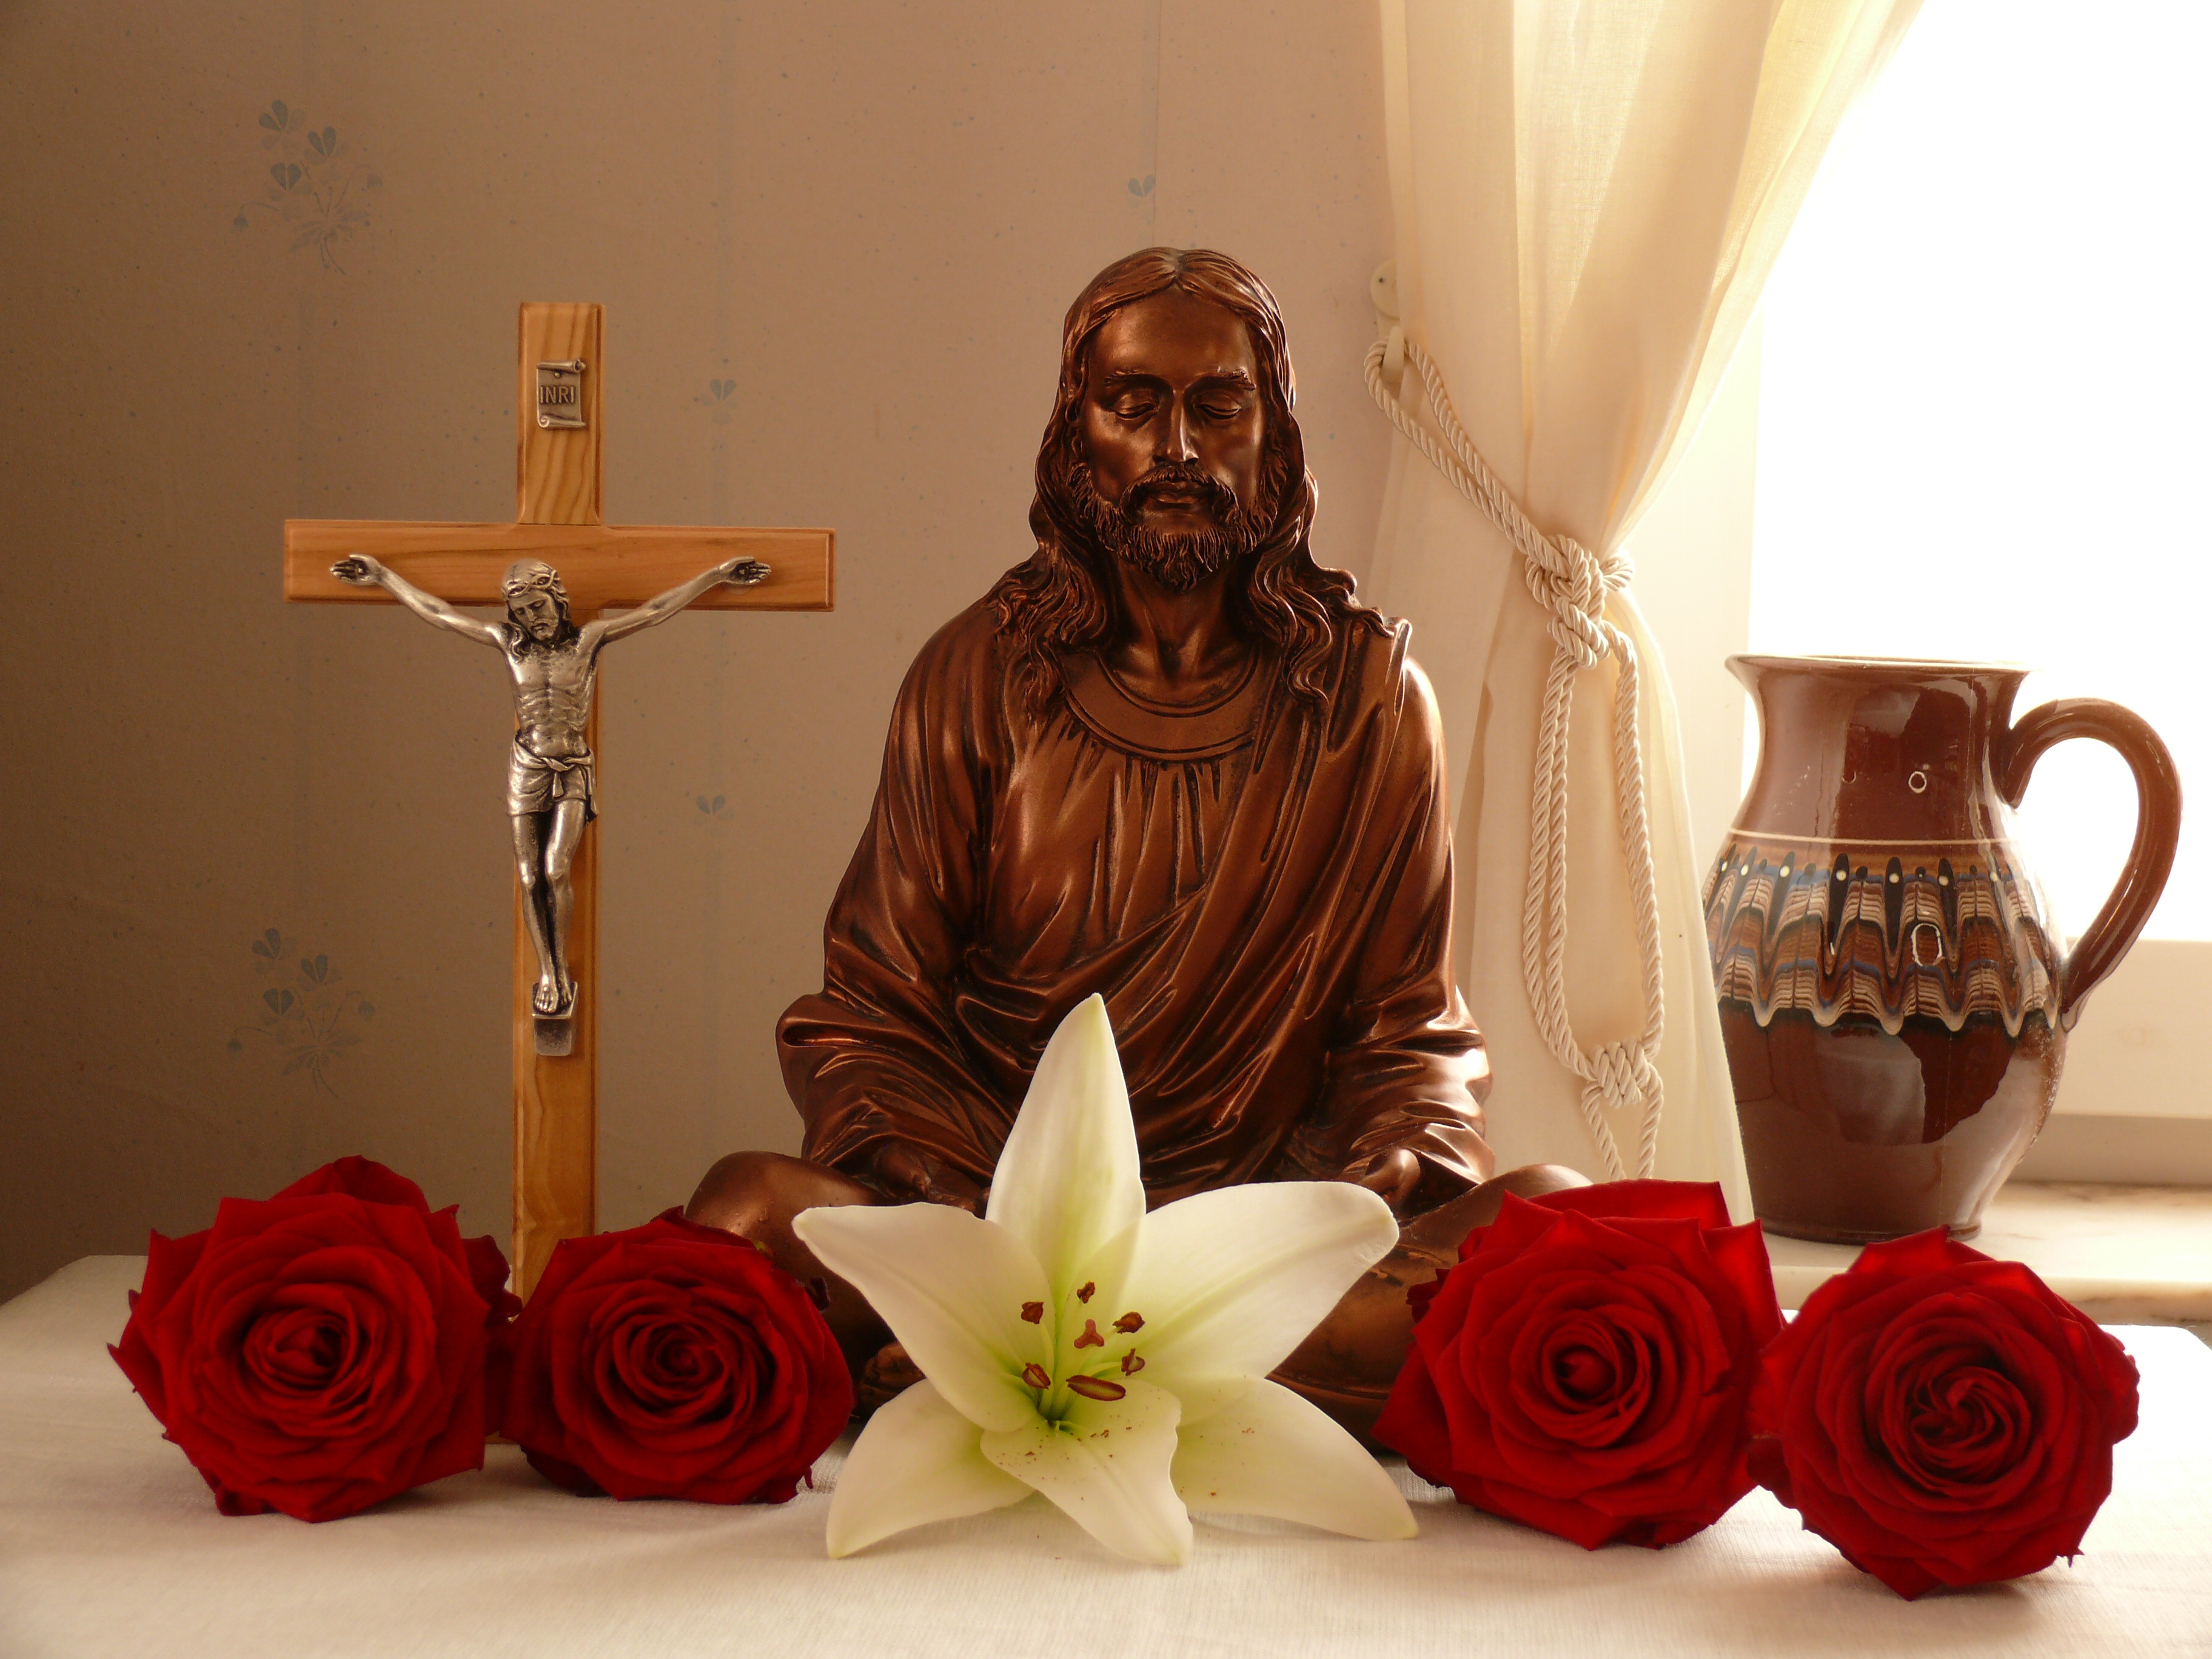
<box><xmin>535</xmin><ymin>359</ymin><xmax>588</xmax><ymax>430</ymax></box>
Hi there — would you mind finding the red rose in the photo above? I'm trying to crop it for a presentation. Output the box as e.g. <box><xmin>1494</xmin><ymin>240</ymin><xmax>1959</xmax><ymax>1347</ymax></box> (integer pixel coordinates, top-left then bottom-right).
<box><xmin>1750</xmin><ymin>1228</ymin><xmax>2140</xmax><ymax>1599</ymax></box>
<box><xmin>1375</xmin><ymin>1181</ymin><xmax>1781</xmax><ymax>1549</ymax></box>
<box><xmin>504</xmin><ymin>1209</ymin><xmax>853</xmax><ymax>1503</ymax></box>
<box><xmin>111</xmin><ymin>1156</ymin><xmax>508</xmax><ymax>1521</ymax></box>
<box><xmin>267</xmin><ymin>1158</ymin><xmax>520</xmax><ymax>1430</ymax></box>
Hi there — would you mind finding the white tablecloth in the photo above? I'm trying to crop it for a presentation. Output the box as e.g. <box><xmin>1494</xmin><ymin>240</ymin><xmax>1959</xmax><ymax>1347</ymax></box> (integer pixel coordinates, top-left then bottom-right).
<box><xmin>4</xmin><ymin>1257</ymin><xmax>2210</xmax><ymax>1658</ymax></box>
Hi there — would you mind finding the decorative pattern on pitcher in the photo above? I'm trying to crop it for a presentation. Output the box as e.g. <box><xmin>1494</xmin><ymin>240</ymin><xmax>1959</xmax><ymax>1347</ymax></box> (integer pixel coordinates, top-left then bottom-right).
<box><xmin>1703</xmin><ymin>840</ymin><xmax>2059</xmax><ymax>1038</ymax></box>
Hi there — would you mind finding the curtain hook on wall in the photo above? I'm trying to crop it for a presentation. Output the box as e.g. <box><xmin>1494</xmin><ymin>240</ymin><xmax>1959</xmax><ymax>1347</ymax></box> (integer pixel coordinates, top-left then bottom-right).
<box><xmin>1370</xmin><ymin>260</ymin><xmax>1406</xmax><ymax>390</ymax></box>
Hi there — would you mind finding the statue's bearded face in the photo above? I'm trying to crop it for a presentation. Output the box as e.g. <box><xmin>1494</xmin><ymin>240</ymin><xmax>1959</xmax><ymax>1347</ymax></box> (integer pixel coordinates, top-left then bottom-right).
<box><xmin>509</xmin><ymin>588</ymin><xmax>565</xmax><ymax>642</ymax></box>
<box><xmin>1072</xmin><ymin>291</ymin><xmax>1273</xmax><ymax>593</ymax></box>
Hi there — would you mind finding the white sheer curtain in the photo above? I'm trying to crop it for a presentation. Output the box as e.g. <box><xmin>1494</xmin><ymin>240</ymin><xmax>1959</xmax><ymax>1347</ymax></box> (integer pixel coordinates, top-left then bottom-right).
<box><xmin>1367</xmin><ymin>0</ymin><xmax>1919</xmax><ymax>1215</ymax></box>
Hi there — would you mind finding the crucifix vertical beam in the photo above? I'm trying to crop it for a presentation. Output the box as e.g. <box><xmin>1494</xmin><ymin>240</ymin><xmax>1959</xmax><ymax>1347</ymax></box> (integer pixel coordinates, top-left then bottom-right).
<box><xmin>511</xmin><ymin>301</ymin><xmax>602</xmax><ymax>1294</ymax></box>
<box><xmin>283</xmin><ymin>301</ymin><xmax>834</xmax><ymax>1299</ymax></box>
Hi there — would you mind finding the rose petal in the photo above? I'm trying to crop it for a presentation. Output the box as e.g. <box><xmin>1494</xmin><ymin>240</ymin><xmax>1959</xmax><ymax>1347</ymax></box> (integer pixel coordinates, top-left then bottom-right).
<box><xmin>1754</xmin><ymin>1233</ymin><xmax>2140</xmax><ymax>1598</ymax></box>
<box><xmin>1526</xmin><ymin>1179</ymin><xmax>1734</xmax><ymax>1231</ymax></box>
<box><xmin>1376</xmin><ymin>1181</ymin><xmax>1771</xmax><ymax>1550</ymax></box>
<box><xmin>507</xmin><ymin>1215</ymin><xmax>851</xmax><ymax>1505</ymax></box>
<box><xmin>273</xmin><ymin>1156</ymin><xmax>431</xmax><ymax>1211</ymax></box>
<box><xmin>117</xmin><ymin>1180</ymin><xmax>490</xmax><ymax>1523</ymax></box>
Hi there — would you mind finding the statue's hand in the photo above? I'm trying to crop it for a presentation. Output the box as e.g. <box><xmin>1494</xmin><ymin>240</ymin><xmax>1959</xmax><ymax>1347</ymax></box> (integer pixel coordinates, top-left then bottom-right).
<box><xmin>719</xmin><ymin>557</ymin><xmax>771</xmax><ymax>587</ymax></box>
<box><xmin>874</xmin><ymin>1141</ymin><xmax>986</xmax><ymax>1214</ymax></box>
<box><xmin>1344</xmin><ymin>1146</ymin><xmax>1421</xmax><ymax>1212</ymax></box>
<box><xmin>330</xmin><ymin>554</ymin><xmax>384</xmax><ymax>586</ymax></box>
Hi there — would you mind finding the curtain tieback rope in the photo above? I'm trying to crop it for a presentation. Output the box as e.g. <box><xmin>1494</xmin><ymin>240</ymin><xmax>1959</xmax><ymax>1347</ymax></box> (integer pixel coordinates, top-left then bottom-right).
<box><xmin>1364</xmin><ymin>330</ymin><xmax>1667</xmax><ymax>1182</ymax></box>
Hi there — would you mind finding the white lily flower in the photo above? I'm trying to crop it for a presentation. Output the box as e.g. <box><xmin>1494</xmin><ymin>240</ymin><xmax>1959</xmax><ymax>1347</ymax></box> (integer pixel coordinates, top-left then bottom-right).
<box><xmin>793</xmin><ymin>994</ymin><xmax>1418</xmax><ymax>1565</ymax></box>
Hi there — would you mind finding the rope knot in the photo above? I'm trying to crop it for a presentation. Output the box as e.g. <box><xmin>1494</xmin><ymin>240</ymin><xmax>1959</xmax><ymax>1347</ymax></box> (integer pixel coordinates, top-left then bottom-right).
<box><xmin>1524</xmin><ymin>535</ymin><xmax>1631</xmax><ymax>669</ymax></box>
<box><xmin>1588</xmin><ymin>1041</ymin><xmax>1661</xmax><ymax>1117</ymax></box>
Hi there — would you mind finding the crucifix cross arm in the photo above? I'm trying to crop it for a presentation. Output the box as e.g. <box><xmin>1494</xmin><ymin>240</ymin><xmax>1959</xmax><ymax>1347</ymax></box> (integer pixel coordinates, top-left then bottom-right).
<box><xmin>326</xmin><ymin>550</ymin><xmax>769</xmax><ymax>652</ymax></box>
<box><xmin>287</xmin><ymin>521</ymin><xmax>831</xmax><ymax>615</ymax></box>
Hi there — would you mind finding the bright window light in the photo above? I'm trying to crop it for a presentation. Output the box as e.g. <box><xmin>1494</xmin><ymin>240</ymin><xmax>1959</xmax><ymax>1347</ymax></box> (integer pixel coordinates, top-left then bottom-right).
<box><xmin>1750</xmin><ymin>1</ymin><xmax>2210</xmax><ymax>939</ymax></box>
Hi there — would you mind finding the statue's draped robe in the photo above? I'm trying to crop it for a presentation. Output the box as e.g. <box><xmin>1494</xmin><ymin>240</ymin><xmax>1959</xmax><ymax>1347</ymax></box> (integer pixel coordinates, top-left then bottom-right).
<box><xmin>780</xmin><ymin>599</ymin><xmax>1493</xmax><ymax>1207</ymax></box>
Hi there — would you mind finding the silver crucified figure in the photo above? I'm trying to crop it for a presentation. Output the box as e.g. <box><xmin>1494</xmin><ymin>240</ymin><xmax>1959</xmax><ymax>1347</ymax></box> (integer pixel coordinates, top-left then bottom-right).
<box><xmin>330</xmin><ymin>552</ymin><xmax>769</xmax><ymax>1021</ymax></box>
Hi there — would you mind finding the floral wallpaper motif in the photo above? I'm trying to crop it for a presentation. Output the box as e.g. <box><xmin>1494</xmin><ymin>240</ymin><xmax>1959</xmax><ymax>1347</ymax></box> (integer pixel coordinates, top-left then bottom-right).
<box><xmin>697</xmin><ymin>376</ymin><xmax>738</xmax><ymax>426</ymax></box>
<box><xmin>233</xmin><ymin>99</ymin><xmax>381</xmax><ymax>272</ymax></box>
<box><xmin>226</xmin><ymin>928</ymin><xmax>375</xmax><ymax>1094</ymax></box>
<box><xmin>694</xmin><ymin>792</ymin><xmax>732</xmax><ymax>824</ymax></box>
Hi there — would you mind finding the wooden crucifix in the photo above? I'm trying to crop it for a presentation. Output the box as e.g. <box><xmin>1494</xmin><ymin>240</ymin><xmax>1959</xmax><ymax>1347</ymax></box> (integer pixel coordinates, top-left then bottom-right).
<box><xmin>283</xmin><ymin>303</ymin><xmax>833</xmax><ymax>1296</ymax></box>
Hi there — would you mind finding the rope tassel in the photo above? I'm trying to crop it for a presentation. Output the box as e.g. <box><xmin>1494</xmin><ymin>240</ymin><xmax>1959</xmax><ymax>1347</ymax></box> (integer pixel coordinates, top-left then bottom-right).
<box><xmin>1364</xmin><ymin>333</ymin><xmax>1667</xmax><ymax>1181</ymax></box>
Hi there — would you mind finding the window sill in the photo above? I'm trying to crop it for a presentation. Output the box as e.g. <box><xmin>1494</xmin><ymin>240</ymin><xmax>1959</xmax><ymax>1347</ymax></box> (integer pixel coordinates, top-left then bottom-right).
<box><xmin>1766</xmin><ymin>1182</ymin><xmax>2212</xmax><ymax>1324</ymax></box>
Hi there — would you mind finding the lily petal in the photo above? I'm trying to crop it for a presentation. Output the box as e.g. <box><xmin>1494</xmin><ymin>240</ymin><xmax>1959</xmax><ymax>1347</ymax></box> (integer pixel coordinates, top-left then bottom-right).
<box><xmin>795</xmin><ymin>1203</ymin><xmax>1047</xmax><ymax>1433</ymax></box>
<box><xmin>1119</xmin><ymin>1181</ymin><xmax>1399</xmax><ymax>1421</ymax></box>
<box><xmin>986</xmin><ymin>994</ymin><xmax>1145</xmax><ymax>1305</ymax></box>
<box><xmin>825</xmin><ymin>1381</ymin><xmax>1034</xmax><ymax>1557</ymax></box>
<box><xmin>1172</xmin><ymin>1379</ymin><xmax>1417</xmax><ymax>1541</ymax></box>
<box><xmin>980</xmin><ymin>1377</ymin><xmax>1192</xmax><ymax>1566</ymax></box>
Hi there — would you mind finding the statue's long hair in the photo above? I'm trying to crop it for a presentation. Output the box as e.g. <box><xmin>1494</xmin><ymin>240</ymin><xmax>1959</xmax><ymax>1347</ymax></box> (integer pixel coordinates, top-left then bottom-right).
<box><xmin>991</xmin><ymin>247</ymin><xmax>1387</xmax><ymax>717</ymax></box>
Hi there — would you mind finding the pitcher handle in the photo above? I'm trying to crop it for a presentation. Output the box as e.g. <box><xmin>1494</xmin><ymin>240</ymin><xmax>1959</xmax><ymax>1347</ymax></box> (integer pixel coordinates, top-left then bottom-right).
<box><xmin>1997</xmin><ymin>698</ymin><xmax>2182</xmax><ymax>1026</ymax></box>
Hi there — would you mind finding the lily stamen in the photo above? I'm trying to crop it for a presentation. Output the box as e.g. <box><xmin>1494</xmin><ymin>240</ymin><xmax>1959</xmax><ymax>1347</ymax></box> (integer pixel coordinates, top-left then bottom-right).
<box><xmin>1121</xmin><ymin>1352</ymin><xmax>1145</xmax><ymax>1375</ymax></box>
<box><xmin>1019</xmin><ymin>1301</ymin><xmax>1044</xmax><ymax>1324</ymax></box>
<box><xmin>1022</xmin><ymin>1362</ymin><xmax>1051</xmax><ymax>1389</ymax></box>
<box><xmin>1067</xmin><ymin>1376</ymin><xmax>1127</xmax><ymax>1402</ymax></box>
<box><xmin>1076</xmin><ymin>1281</ymin><xmax>1096</xmax><ymax>1303</ymax></box>
<box><xmin>1113</xmin><ymin>1311</ymin><xmax>1144</xmax><ymax>1333</ymax></box>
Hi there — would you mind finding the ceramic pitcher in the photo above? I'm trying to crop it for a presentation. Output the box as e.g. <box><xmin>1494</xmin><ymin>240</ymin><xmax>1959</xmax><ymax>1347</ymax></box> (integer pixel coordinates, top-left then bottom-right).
<box><xmin>1703</xmin><ymin>657</ymin><xmax>2180</xmax><ymax>1242</ymax></box>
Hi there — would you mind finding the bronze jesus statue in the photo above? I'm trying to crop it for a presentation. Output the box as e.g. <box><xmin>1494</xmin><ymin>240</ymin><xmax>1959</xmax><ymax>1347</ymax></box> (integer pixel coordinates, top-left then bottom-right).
<box><xmin>689</xmin><ymin>248</ymin><xmax>1580</xmax><ymax>1433</ymax></box>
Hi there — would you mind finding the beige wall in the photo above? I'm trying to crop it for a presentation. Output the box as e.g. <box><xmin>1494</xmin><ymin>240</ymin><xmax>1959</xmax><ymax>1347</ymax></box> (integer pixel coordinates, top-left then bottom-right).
<box><xmin>0</xmin><ymin>0</ymin><xmax>1400</xmax><ymax>1296</ymax></box>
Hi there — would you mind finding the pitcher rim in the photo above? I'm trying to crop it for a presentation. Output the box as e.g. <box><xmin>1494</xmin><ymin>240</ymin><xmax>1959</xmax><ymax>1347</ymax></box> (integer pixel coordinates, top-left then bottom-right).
<box><xmin>1727</xmin><ymin>652</ymin><xmax>2033</xmax><ymax>678</ymax></box>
